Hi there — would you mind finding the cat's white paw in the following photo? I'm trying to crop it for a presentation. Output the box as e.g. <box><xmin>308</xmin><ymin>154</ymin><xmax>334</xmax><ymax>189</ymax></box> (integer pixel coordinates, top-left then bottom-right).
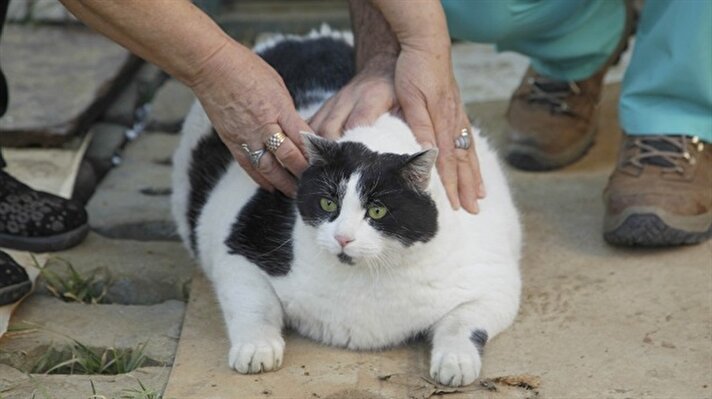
<box><xmin>228</xmin><ymin>337</ymin><xmax>285</xmax><ymax>374</ymax></box>
<box><xmin>429</xmin><ymin>347</ymin><xmax>481</xmax><ymax>387</ymax></box>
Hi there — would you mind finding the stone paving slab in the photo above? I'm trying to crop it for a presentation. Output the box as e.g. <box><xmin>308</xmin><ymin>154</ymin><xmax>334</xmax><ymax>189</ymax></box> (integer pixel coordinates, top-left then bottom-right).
<box><xmin>87</xmin><ymin>132</ymin><xmax>179</xmax><ymax>241</ymax></box>
<box><xmin>1</xmin><ymin>296</ymin><xmax>184</xmax><ymax>370</ymax></box>
<box><xmin>148</xmin><ymin>79</ymin><xmax>196</xmax><ymax>133</ymax></box>
<box><xmin>164</xmin><ymin>84</ymin><xmax>712</xmax><ymax>399</ymax></box>
<box><xmin>35</xmin><ymin>233</ymin><xmax>194</xmax><ymax>305</ymax></box>
<box><xmin>218</xmin><ymin>0</ymin><xmax>350</xmax><ymax>43</ymax></box>
<box><xmin>0</xmin><ymin>25</ymin><xmax>140</xmax><ymax>147</ymax></box>
<box><xmin>0</xmin><ymin>364</ymin><xmax>170</xmax><ymax>399</ymax></box>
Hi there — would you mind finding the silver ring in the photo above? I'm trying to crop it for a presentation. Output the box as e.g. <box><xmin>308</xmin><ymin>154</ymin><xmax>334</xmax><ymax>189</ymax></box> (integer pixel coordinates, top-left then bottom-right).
<box><xmin>241</xmin><ymin>144</ymin><xmax>267</xmax><ymax>168</ymax></box>
<box><xmin>454</xmin><ymin>128</ymin><xmax>471</xmax><ymax>150</ymax></box>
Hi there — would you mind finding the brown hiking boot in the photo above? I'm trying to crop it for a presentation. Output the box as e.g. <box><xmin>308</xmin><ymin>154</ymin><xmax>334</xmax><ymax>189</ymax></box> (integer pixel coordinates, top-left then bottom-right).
<box><xmin>603</xmin><ymin>135</ymin><xmax>712</xmax><ymax>247</ymax></box>
<box><xmin>505</xmin><ymin>2</ymin><xmax>635</xmax><ymax>171</ymax></box>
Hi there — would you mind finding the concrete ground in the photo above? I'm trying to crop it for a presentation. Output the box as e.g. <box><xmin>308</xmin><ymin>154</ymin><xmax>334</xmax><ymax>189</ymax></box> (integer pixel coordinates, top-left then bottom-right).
<box><xmin>0</xmin><ymin>22</ymin><xmax>710</xmax><ymax>399</ymax></box>
<box><xmin>163</xmin><ymin>85</ymin><xmax>712</xmax><ymax>399</ymax></box>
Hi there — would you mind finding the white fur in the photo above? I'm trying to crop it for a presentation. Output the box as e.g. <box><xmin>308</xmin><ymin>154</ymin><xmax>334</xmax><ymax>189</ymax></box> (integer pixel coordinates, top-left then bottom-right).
<box><xmin>171</xmin><ymin>45</ymin><xmax>521</xmax><ymax>388</ymax></box>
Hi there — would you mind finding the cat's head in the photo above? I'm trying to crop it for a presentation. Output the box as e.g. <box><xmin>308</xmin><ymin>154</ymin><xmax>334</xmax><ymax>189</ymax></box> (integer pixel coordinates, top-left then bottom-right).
<box><xmin>297</xmin><ymin>134</ymin><xmax>439</xmax><ymax>267</ymax></box>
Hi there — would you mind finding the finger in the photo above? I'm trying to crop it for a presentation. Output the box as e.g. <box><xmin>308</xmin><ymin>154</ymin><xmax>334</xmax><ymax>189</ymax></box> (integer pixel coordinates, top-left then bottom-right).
<box><xmin>316</xmin><ymin>97</ymin><xmax>353</xmax><ymax>140</ymax></box>
<box><xmin>437</xmin><ymin>148</ymin><xmax>461</xmax><ymax>211</ymax></box>
<box><xmin>255</xmin><ymin>151</ymin><xmax>298</xmax><ymax>198</ymax></box>
<box><xmin>469</xmin><ymin>126</ymin><xmax>486</xmax><ymax>199</ymax></box>
<box><xmin>401</xmin><ymin>98</ymin><xmax>460</xmax><ymax>210</ymax></box>
<box><xmin>308</xmin><ymin>95</ymin><xmax>336</xmax><ymax>135</ymax></box>
<box><xmin>343</xmin><ymin>96</ymin><xmax>391</xmax><ymax>131</ymax></box>
<box><xmin>456</xmin><ymin>148</ymin><xmax>479</xmax><ymax>214</ymax></box>
<box><xmin>265</xmin><ymin>131</ymin><xmax>309</xmax><ymax>177</ymax></box>
<box><xmin>279</xmin><ymin>107</ymin><xmax>315</xmax><ymax>154</ymax></box>
<box><xmin>227</xmin><ymin>142</ymin><xmax>275</xmax><ymax>191</ymax></box>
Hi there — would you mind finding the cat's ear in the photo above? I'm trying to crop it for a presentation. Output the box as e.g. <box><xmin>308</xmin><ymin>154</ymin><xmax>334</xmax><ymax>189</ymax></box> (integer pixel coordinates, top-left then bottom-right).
<box><xmin>401</xmin><ymin>149</ymin><xmax>438</xmax><ymax>190</ymax></box>
<box><xmin>301</xmin><ymin>133</ymin><xmax>338</xmax><ymax>166</ymax></box>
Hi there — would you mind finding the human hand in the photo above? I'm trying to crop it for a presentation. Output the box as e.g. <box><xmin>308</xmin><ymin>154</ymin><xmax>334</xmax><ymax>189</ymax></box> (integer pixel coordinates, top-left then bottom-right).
<box><xmin>310</xmin><ymin>55</ymin><xmax>398</xmax><ymax>139</ymax></box>
<box><xmin>394</xmin><ymin>44</ymin><xmax>485</xmax><ymax>214</ymax></box>
<box><xmin>189</xmin><ymin>41</ymin><xmax>311</xmax><ymax>197</ymax></box>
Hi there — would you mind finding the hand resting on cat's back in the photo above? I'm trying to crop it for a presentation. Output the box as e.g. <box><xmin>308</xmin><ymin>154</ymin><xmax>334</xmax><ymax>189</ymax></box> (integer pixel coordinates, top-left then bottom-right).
<box><xmin>171</xmin><ymin>27</ymin><xmax>522</xmax><ymax>387</ymax></box>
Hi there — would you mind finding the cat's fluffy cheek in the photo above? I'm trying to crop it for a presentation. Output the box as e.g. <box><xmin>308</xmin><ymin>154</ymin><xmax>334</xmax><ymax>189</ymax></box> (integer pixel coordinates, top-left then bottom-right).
<box><xmin>429</xmin><ymin>345</ymin><xmax>481</xmax><ymax>387</ymax></box>
<box><xmin>229</xmin><ymin>337</ymin><xmax>285</xmax><ymax>374</ymax></box>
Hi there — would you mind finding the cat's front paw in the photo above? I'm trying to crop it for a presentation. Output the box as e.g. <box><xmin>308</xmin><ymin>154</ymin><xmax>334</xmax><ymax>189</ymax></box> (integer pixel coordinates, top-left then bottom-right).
<box><xmin>429</xmin><ymin>346</ymin><xmax>481</xmax><ymax>387</ymax></box>
<box><xmin>228</xmin><ymin>337</ymin><xmax>285</xmax><ymax>374</ymax></box>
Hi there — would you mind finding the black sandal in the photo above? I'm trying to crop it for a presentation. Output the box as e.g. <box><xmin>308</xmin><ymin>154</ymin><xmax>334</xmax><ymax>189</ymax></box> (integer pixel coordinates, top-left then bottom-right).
<box><xmin>0</xmin><ymin>170</ymin><xmax>89</xmax><ymax>252</ymax></box>
<box><xmin>0</xmin><ymin>251</ymin><xmax>31</xmax><ymax>306</ymax></box>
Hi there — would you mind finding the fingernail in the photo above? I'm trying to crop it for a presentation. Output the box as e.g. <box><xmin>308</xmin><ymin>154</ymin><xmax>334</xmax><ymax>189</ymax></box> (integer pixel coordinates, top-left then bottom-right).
<box><xmin>478</xmin><ymin>182</ymin><xmax>486</xmax><ymax>198</ymax></box>
<box><xmin>472</xmin><ymin>201</ymin><xmax>480</xmax><ymax>214</ymax></box>
<box><xmin>451</xmin><ymin>199</ymin><xmax>460</xmax><ymax>211</ymax></box>
<box><xmin>422</xmin><ymin>142</ymin><xmax>435</xmax><ymax>150</ymax></box>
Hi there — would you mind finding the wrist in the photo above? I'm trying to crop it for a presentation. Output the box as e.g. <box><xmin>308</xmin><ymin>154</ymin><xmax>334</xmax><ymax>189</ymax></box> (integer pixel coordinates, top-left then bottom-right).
<box><xmin>184</xmin><ymin>37</ymin><xmax>246</xmax><ymax>92</ymax></box>
<box><xmin>360</xmin><ymin>52</ymin><xmax>398</xmax><ymax>76</ymax></box>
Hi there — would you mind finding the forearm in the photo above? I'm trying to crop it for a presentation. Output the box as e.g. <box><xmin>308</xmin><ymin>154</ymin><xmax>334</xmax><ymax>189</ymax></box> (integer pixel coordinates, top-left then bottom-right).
<box><xmin>59</xmin><ymin>0</ymin><xmax>241</xmax><ymax>86</ymax></box>
<box><xmin>348</xmin><ymin>0</ymin><xmax>399</xmax><ymax>71</ymax></box>
<box><xmin>368</xmin><ymin>0</ymin><xmax>450</xmax><ymax>52</ymax></box>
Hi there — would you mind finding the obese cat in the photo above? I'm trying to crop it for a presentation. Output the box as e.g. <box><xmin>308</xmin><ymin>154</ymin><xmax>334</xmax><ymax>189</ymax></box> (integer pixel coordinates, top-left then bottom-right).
<box><xmin>172</xmin><ymin>27</ymin><xmax>521</xmax><ymax>387</ymax></box>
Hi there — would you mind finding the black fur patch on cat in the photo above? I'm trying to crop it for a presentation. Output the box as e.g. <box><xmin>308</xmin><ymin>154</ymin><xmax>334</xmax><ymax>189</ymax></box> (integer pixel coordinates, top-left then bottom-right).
<box><xmin>338</xmin><ymin>253</ymin><xmax>355</xmax><ymax>265</ymax></box>
<box><xmin>470</xmin><ymin>329</ymin><xmax>488</xmax><ymax>355</ymax></box>
<box><xmin>297</xmin><ymin>140</ymin><xmax>438</xmax><ymax>246</ymax></box>
<box><xmin>258</xmin><ymin>37</ymin><xmax>355</xmax><ymax>108</ymax></box>
<box><xmin>225</xmin><ymin>189</ymin><xmax>296</xmax><ymax>276</ymax></box>
<box><xmin>187</xmin><ymin>131</ymin><xmax>233</xmax><ymax>254</ymax></box>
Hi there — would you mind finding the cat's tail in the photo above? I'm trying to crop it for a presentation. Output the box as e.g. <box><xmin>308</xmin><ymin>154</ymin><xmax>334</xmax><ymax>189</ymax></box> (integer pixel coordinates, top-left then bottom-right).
<box><xmin>171</xmin><ymin>100</ymin><xmax>213</xmax><ymax>254</ymax></box>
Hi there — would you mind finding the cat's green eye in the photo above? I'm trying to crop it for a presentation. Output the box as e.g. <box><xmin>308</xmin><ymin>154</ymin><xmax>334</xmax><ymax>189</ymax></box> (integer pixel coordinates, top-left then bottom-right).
<box><xmin>320</xmin><ymin>198</ymin><xmax>338</xmax><ymax>212</ymax></box>
<box><xmin>368</xmin><ymin>205</ymin><xmax>388</xmax><ymax>220</ymax></box>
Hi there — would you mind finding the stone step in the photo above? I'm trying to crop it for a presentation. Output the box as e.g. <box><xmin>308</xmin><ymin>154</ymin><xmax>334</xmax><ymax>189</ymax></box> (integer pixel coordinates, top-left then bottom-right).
<box><xmin>87</xmin><ymin>132</ymin><xmax>180</xmax><ymax>241</ymax></box>
<box><xmin>0</xmin><ymin>25</ymin><xmax>141</xmax><ymax>147</ymax></box>
<box><xmin>147</xmin><ymin>79</ymin><xmax>196</xmax><ymax>133</ymax></box>
<box><xmin>1</xmin><ymin>296</ymin><xmax>184</xmax><ymax>371</ymax></box>
<box><xmin>1</xmin><ymin>364</ymin><xmax>170</xmax><ymax>399</ymax></box>
<box><xmin>34</xmin><ymin>233</ymin><xmax>194</xmax><ymax>305</ymax></box>
<box><xmin>217</xmin><ymin>0</ymin><xmax>350</xmax><ymax>43</ymax></box>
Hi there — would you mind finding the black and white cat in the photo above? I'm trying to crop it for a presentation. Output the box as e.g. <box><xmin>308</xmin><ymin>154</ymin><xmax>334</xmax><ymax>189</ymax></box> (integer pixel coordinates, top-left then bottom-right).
<box><xmin>172</xmin><ymin>27</ymin><xmax>521</xmax><ymax>387</ymax></box>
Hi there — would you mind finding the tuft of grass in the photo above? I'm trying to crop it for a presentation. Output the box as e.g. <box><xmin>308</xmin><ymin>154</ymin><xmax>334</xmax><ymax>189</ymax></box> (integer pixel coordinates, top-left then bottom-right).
<box><xmin>120</xmin><ymin>380</ymin><xmax>162</xmax><ymax>399</ymax></box>
<box><xmin>32</xmin><ymin>340</ymin><xmax>149</xmax><ymax>375</ymax></box>
<box><xmin>34</xmin><ymin>256</ymin><xmax>110</xmax><ymax>304</ymax></box>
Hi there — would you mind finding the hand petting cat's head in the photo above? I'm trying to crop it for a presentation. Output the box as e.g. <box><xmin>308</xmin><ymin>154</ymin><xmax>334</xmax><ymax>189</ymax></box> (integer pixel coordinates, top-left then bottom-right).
<box><xmin>297</xmin><ymin>133</ymin><xmax>439</xmax><ymax>267</ymax></box>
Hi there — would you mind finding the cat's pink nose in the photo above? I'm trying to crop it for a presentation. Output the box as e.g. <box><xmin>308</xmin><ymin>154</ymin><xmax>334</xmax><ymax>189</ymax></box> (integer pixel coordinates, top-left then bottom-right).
<box><xmin>335</xmin><ymin>235</ymin><xmax>354</xmax><ymax>248</ymax></box>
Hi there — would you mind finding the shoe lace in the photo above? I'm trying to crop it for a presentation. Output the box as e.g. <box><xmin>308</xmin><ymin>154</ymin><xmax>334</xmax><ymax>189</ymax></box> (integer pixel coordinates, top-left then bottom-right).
<box><xmin>526</xmin><ymin>76</ymin><xmax>581</xmax><ymax>116</ymax></box>
<box><xmin>625</xmin><ymin>135</ymin><xmax>704</xmax><ymax>174</ymax></box>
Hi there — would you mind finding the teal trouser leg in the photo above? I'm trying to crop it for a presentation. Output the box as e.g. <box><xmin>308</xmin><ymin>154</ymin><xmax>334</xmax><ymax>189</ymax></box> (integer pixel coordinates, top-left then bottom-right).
<box><xmin>619</xmin><ymin>0</ymin><xmax>712</xmax><ymax>142</ymax></box>
<box><xmin>442</xmin><ymin>0</ymin><xmax>625</xmax><ymax>81</ymax></box>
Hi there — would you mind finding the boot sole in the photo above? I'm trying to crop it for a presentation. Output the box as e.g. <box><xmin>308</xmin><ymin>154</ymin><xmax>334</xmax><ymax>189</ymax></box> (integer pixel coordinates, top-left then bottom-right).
<box><xmin>0</xmin><ymin>280</ymin><xmax>32</xmax><ymax>306</ymax></box>
<box><xmin>604</xmin><ymin>211</ymin><xmax>712</xmax><ymax>247</ymax></box>
<box><xmin>0</xmin><ymin>223</ymin><xmax>89</xmax><ymax>252</ymax></box>
<box><xmin>506</xmin><ymin>124</ymin><xmax>597</xmax><ymax>171</ymax></box>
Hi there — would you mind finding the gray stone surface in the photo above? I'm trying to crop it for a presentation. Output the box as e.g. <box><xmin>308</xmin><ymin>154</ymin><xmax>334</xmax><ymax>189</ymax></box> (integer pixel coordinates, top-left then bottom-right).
<box><xmin>0</xmin><ymin>296</ymin><xmax>184</xmax><ymax>370</ymax></box>
<box><xmin>87</xmin><ymin>133</ymin><xmax>179</xmax><ymax>241</ymax></box>
<box><xmin>134</xmin><ymin>62</ymin><xmax>168</xmax><ymax>98</ymax></box>
<box><xmin>0</xmin><ymin>365</ymin><xmax>170</xmax><ymax>399</ymax></box>
<box><xmin>84</xmin><ymin>123</ymin><xmax>127</xmax><ymax>178</ymax></box>
<box><xmin>6</xmin><ymin>0</ymin><xmax>29</xmax><ymax>21</ymax></box>
<box><xmin>31</xmin><ymin>0</ymin><xmax>75</xmax><ymax>23</ymax></box>
<box><xmin>102</xmin><ymin>80</ymin><xmax>140</xmax><ymax>127</ymax></box>
<box><xmin>147</xmin><ymin>79</ymin><xmax>195</xmax><ymax>132</ymax></box>
<box><xmin>164</xmin><ymin>86</ymin><xmax>712</xmax><ymax>399</ymax></box>
<box><xmin>218</xmin><ymin>0</ymin><xmax>350</xmax><ymax>43</ymax></box>
<box><xmin>35</xmin><ymin>233</ymin><xmax>194</xmax><ymax>305</ymax></box>
<box><xmin>0</xmin><ymin>25</ymin><xmax>139</xmax><ymax>147</ymax></box>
